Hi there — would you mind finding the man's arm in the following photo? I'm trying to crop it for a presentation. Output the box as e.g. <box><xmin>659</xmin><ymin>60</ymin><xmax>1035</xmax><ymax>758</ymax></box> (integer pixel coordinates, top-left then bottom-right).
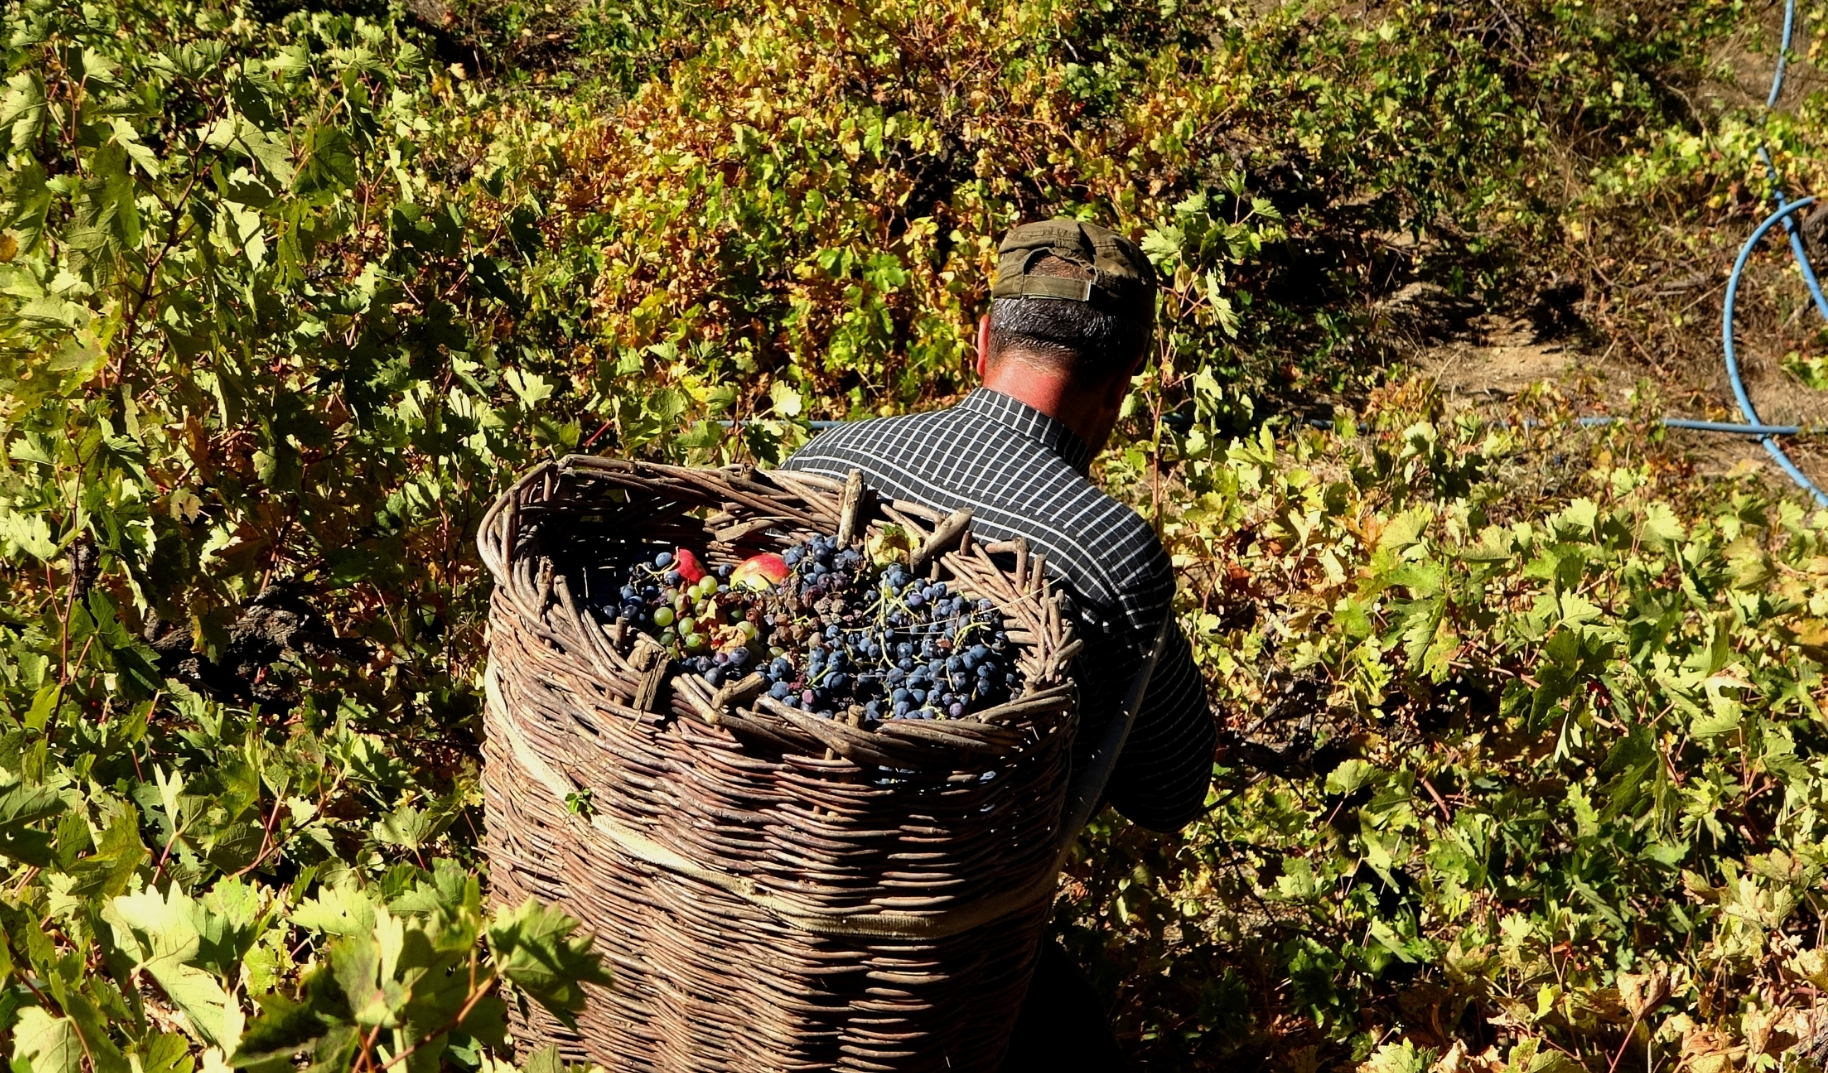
<box><xmin>1105</xmin><ymin>619</ymin><xmax>1216</xmax><ymax>832</ymax></box>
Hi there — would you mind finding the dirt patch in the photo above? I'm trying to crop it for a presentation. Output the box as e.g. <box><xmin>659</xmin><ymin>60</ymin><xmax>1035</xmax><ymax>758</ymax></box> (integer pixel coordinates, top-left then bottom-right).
<box><xmin>1424</xmin><ymin>322</ymin><xmax>1608</xmax><ymax>404</ymax></box>
<box><xmin>1413</xmin><ymin>315</ymin><xmax>1828</xmax><ymax>493</ymax></box>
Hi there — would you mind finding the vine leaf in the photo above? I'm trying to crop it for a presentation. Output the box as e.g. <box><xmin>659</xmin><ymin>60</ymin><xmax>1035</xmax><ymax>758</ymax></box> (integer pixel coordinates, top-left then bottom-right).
<box><xmin>106</xmin><ymin>885</ymin><xmax>247</xmax><ymax>1052</ymax></box>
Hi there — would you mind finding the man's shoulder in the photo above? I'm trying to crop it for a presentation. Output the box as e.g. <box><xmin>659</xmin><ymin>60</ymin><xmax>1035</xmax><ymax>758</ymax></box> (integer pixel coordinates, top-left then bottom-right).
<box><xmin>781</xmin><ymin>413</ymin><xmax>1168</xmax><ymax>600</ymax></box>
<box><xmin>780</xmin><ymin>405</ymin><xmax>976</xmax><ymax>468</ymax></box>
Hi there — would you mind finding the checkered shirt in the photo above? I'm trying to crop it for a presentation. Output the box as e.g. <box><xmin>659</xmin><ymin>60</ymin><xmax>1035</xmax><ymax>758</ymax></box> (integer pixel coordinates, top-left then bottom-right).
<box><xmin>780</xmin><ymin>388</ymin><xmax>1216</xmax><ymax>831</ymax></box>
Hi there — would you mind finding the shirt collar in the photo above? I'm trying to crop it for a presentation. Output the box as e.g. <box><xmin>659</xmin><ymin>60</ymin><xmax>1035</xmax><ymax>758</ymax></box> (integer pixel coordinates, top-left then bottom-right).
<box><xmin>958</xmin><ymin>389</ymin><xmax>1095</xmax><ymax>474</ymax></box>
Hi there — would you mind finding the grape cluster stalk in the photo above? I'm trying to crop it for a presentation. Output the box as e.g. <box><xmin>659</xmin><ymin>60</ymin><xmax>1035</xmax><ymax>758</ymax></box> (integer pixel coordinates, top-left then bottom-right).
<box><xmin>585</xmin><ymin>535</ymin><xmax>1021</xmax><ymax>721</ymax></box>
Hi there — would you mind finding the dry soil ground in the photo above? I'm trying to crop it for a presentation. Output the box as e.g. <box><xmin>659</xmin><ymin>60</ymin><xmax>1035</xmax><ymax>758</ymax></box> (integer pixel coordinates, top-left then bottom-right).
<box><xmin>1415</xmin><ymin>309</ymin><xmax>1828</xmax><ymax>496</ymax></box>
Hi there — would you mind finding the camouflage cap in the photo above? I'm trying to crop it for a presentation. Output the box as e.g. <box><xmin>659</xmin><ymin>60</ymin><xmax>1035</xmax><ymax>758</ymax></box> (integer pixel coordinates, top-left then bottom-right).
<box><xmin>989</xmin><ymin>219</ymin><xmax>1157</xmax><ymax>322</ymax></box>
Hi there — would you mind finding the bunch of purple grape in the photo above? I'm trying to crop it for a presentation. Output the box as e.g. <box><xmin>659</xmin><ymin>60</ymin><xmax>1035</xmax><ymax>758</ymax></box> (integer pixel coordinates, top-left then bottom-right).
<box><xmin>585</xmin><ymin>534</ymin><xmax>1021</xmax><ymax>722</ymax></box>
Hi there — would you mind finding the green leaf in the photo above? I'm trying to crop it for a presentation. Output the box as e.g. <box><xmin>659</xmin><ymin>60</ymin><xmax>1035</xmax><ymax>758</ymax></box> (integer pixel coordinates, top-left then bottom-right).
<box><xmin>294</xmin><ymin>124</ymin><xmax>355</xmax><ymax>196</ymax></box>
<box><xmin>110</xmin><ymin>119</ymin><xmax>161</xmax><ymax>179</ymax></box>
<box><xmin>486</xmin><ymin>900</ymin><xmax>610</xmax><ymax>1029</ymax></box>
<box><xmin>130</xmin><ymin>1032</ymin><xmax>196</xmax><ymax>1073</ymax></box>
<box><xmin>328</xmin><ymin>917</ymin><xmax>399</xmax><ymax>1029</ymax></box>
<box><xmin>289</xmin><ymin>883</ymin><xmax>379</xmax><ymax>938</ymax></box>
<box><xmin>73</xmin><ymin>141</ymin><xmax>142</xmax><ymax>259</ymax></box>
<box><xmin>0</xmin><ymin>778</ymin><xmax>67</xmax><ymax>867</ymax></box>
<box><xmin>231</xmin><ymin>967</ymin><xmax>355</xmax><ymax>1073</ymax></box>
<box><xmin>504</xmin><ymin>369</ymin><xmax>553</xmax><ymax>408</ymax></box>
<box><xmin>0</xmin><ymin>508</ymin><xmax>58</xmax><ymax>562</ymax></box>
<box><xmin>105</xmin><ymin>885</ymin><xmax>246</xmax><ymax>1051</ymax></box>
<box><xmin>1638</xmin><ymin>501</ymin><xmax>1685</xmax><ymax>549</ymax></box>
<box><xmin>519</xmin><ymin>1045</ymin><xmax>564</xmax><ymax>1073</ymax></box>
<box><xmin>768</xmin><ymin>381</ymin><xmax>802</xmax><ymax>418</ymax></box>
<box><xmin>11</xmin><ymin>1007</ymin><xmax>81</xmax><ymax>1073</ymax></box>
<box><xmin>0</xmin><ymin>73</ymin><xmax>46</xmax><ymax>149</ymax></box>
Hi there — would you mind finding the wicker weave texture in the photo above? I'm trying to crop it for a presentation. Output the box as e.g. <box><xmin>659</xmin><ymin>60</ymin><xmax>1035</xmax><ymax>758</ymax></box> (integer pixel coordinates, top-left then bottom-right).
<box><xmin>478</xmin><ymin>457</ymin><xmax>1081</xmax><ymax>1072</ymax></box>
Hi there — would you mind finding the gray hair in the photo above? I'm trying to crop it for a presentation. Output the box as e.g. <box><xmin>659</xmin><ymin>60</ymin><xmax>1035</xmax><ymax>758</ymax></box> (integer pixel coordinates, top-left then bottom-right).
<box><xmin>987</xmin><ymin>256</ymin><xmax>1152</xmax><ymax>380</ymax></box>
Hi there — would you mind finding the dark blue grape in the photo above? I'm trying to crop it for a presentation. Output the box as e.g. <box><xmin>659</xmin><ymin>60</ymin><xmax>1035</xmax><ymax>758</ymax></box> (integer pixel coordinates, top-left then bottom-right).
<box><xmin>655</xmin><ymin>551</ymin><xmax>674</xmax><ymax>568</ymax></box>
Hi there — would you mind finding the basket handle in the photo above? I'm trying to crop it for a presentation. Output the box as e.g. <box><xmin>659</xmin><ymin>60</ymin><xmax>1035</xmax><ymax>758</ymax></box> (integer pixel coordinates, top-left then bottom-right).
<box><xmin>1051</xmin><ymin>613</ymin><xmax>1173</xmax><ymax>863</ymax></box>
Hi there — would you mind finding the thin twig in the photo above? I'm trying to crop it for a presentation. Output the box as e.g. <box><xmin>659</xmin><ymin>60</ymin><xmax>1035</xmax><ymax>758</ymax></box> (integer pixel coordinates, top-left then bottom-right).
<box><xmin>377</xmin><ymin>976</ymin><xmax>500</xmax><ymax>1072</ymax></box>
<box><xmin>230</xmin><ymin>792</ymin><xmax>290</xmax><ymax>878</ymax></box>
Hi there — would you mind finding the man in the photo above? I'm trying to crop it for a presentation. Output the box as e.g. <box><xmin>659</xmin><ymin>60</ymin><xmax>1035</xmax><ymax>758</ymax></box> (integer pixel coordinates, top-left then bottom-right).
<box><xmin>781</xmin><ymin>219</ymin><xmax>1217</xmax><ymax>1070</ymax></box>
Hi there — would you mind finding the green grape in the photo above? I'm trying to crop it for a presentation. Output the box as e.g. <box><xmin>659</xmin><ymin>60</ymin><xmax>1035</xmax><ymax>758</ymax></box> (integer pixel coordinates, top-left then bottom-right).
<box><xmin>659</xmin><ymin>628</ymin><xmax>678</xmax><ymax>647</ymax></box>
<box><xmin>652</xmin><ymin>606</ymin><xmax>675</xmax><ymax>628</ymax></box>
<box><xmin>683</xmin><ymin>631</ymin><xmax>706</xmax><ymax>652</ymax></box>
<box><xmin>738</xmin><ymin>621</ymin><xmax>759</xmax><ymax>640</ymax></box>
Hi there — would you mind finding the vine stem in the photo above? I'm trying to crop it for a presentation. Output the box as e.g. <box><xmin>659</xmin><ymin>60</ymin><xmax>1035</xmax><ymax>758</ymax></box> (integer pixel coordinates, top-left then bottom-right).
<box><xmin>354</xmin><ymin>1021</ymin><xmax>386</xmax><ymax>1073</ymax></box>
<box><xmin>377</xmin><ymin>974</ymin><xmax>500</xmax><ymax>1072</ymax></box>
<box><xmin>230</xmin><ymin>791</ymin><xmax>290</xmax><ymax>878</ymax></box>
<box><xmin>1605</xmin><ymin>1012</ymin><xmax>1645</xmax><ymax>1073</ymax></box>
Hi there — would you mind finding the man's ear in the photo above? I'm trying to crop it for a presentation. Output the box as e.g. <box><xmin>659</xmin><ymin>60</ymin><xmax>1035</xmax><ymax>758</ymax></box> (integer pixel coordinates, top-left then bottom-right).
<box><xmin>1103</xmin><ymin>348</ymin><xmax>1148</xmax><ymax>408</ymax></box>
<box><xmin>975</xmin><ymin>315</ymin><xmax>992</xmax><ymax>379</ymax></box>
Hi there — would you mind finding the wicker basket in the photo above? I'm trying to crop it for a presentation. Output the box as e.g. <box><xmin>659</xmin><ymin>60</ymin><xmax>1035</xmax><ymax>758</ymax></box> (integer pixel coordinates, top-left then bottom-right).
<box><xmin>477</xmin><ymin>456</ymin><xmax>1086</xmax><ymax>1073</ymax></box>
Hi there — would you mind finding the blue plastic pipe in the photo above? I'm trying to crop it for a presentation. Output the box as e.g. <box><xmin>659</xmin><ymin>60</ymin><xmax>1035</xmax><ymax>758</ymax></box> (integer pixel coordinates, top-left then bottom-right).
<box><xmin>1724</xmin><ymin>0</ymin><xmax>1828</xmax><ymax>507</ymax></box>
<box><xmin>1721</xmin><ymin>198</ymin><xmax>1828</xmax><ymax>506</ymax></box>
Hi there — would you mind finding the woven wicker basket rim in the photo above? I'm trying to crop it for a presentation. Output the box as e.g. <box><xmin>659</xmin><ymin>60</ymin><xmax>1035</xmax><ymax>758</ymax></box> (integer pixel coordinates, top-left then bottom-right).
<box><xmin>476</xmin><ymin>457</ymin><xmax>1079</xmax><ymax>755</ymax></box>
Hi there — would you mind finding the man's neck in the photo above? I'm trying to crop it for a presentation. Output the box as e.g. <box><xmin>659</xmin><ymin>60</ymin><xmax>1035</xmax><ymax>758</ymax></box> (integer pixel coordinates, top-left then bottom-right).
<box><xmin>979</xmin><ymin>359</ymin><xmax>1110</xmax><ymax>454</ymax></box>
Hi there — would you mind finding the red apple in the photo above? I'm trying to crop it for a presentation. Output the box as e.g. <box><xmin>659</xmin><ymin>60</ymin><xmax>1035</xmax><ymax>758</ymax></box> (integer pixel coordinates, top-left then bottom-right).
<box><xmin>730</xmin><ymin>552</ymin><xmax>790</xmax><ymax>591</ymax></box>
<box><xmin>673</xmin><ymin>547</ymin><xmax>706</xmax><ymax>584</ymax></box>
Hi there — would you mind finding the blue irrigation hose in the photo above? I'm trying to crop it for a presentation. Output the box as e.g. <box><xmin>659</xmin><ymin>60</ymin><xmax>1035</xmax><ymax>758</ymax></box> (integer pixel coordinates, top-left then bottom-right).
<box><xmin>1756</xmin><ymin>0</ymin><xmax>1824</xmax><ymax>321</ymax></box>
<box><xmin>1300</xmin><ymin>415</ymin><xmax>1816</xmax><ymax>436</ymax></box>
<box><xmin>1724</xmin><ymin>0</ymin><xmax>1828</xmax><ymax>507</ymax></box>
<box><xmin>1722</xmin><ymin>198</ymin><xmax>1828</xmax><ymax>506</ymax></box>
<box><xmin>1769</xmin><ymin>0</ymin><xmax>1795</xmax><ymax>109</ymax></box>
